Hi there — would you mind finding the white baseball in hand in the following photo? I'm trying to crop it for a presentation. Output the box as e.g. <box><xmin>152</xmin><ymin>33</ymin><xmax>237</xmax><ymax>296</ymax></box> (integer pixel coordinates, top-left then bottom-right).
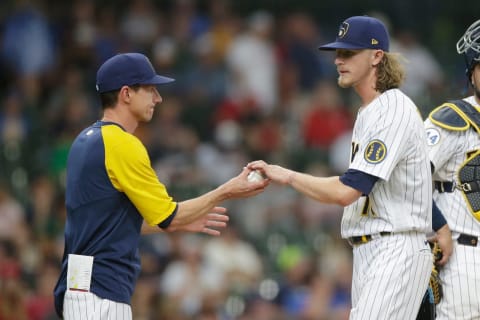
<box><xmin>247</xmin><ymin>170</ymin><xmax>265</xmax><ymax>182</ymax></box>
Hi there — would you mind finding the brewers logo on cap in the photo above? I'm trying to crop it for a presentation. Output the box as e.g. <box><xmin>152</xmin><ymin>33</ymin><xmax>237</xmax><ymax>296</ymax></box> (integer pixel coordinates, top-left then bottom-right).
<box><xmin>364</xmin><ymin>139</ymin><xmax>387</xmax><ymax>163</ymax></box>
<box><xmin>338</xmin><ymin>22</ymin><xmax>350</xmax><ymax>38</ymax></box>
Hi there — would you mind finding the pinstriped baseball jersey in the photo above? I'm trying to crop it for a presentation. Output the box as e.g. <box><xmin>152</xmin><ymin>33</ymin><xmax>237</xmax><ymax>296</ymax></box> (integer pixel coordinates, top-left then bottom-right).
<box><xmin>424</xmin><ymin>95</ymin><xmax>480</xmax><ymax>320</ymax></box>
<box><xmin>342</xmin><ymin>88</ymin><xmax>432</xmax><ymax>238</ymax></box>
<box><xmin>425</xmin><ymin>96</ymin><xmax>480</xmax><ymax>236</ymax></box>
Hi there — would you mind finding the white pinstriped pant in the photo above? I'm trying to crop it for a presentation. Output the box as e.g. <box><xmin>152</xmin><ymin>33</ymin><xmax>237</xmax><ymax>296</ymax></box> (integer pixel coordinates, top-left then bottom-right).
<box><xmin>436</xmin><ymin>241</ymin><xmax>480</xmax><ymax>320</ymax></box>
<box><xmin>349</xmin><ymin>232</ymin><xmax>432</xmax><ymax>320</ymax></box>
<box><xmin>63</xmin><ymin>290</ymin><xmax>132</xmax><ymax>320</ymax></box>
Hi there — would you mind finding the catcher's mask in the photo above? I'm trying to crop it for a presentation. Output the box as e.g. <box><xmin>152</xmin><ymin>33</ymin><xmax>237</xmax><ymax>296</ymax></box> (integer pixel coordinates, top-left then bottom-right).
<box><xmin>457</xmin><ymin>19</ymin><xmax>480</xmax><ymax>83</ymax></box>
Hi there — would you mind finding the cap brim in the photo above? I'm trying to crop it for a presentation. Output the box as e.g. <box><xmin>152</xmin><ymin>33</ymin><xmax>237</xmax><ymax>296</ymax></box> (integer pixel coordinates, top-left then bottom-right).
<box><xmin>318</xmin><ymin>41</ymin><xmax>366</xmax><ymax>51</ymax></box>
<box><xmin>143</xmin><ymin>74</ymin><xmax>175</xmax><ymax>85</ymax></box>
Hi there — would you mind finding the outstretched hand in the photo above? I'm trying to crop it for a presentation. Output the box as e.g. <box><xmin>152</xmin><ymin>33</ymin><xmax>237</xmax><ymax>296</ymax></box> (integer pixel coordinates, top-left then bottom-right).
<box><xmin>223</xmin><ymin>167</ymin><xmax>270</xmax><ymax>199</ymax></box>
<box><xmin>168</xmin><ymin>206</ymin><xmax>229</xmax><ymax>236</ymax></box>
<box><xmin>247</xmin><ymin>160</ymin><xmax>294</xmax><ymax>185</ymax></box>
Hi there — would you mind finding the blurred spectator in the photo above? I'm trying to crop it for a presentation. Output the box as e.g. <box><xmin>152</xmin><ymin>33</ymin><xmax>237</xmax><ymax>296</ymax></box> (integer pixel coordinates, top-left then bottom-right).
<box><xmin>121</xmin><ymin>0</ymin><xmax>160</xmax><ymax>52</ymax></box>
<box><xmin>203</xmin><ymin>226</ymin><xmax>263</xmax><ymax>293</ymax></box>
<box><xmin>170</xmin><ymin>0</ymin><xmax>211</xmax><ymax>42</ymax></box>
<box><xmin>44</xmin><ymin>66</ymin><xmax>97</xmax><ymax>138</ymax></box>
<box><xmin>0</xmin><ymin>278</ymin><xmax>28</xmax><ymax>320</ymax></box>
<box><xmin>1</xmin><ymin>1</ymin><xmax>57</xmax><ymax>104</ymax></box>
<box><xmin>25</xmin><ymin>260</ymin><xmax>58</xmax><ymax>320</ymax></box>
<box><xmin>0</xmin><ymin>90</ymin><xmax>29</xmax><ymax>146</ymax></box>
<box><xmin>238</xmin><ymin>295</ymin><xmax>287</xmax><ymax>320</ymax></box>
<box><xmin>302</xmin><ymin>80</ymin><xmax>352</xmax><ymax>150</ymax></box>
<box><xmin>131</xmin><ymin>277</ymin><xmax>157</xmax><ymax>320</ymax></box>
<box><xmin>0</xmin><ymin>240</ymin><xmax>21</xmax><ymax>283</ymax></box>
<box><xmin>391</xmin><ymin>29</ymin><xmax>445</xmax><ymax>109</ymax></box>
<box><xmin>275</xmin><ymin>245</ymin><xmax>316</xmax><ymax>317</ymax></box>
<box><xmin>195</xmin><ymin>120</ymin><xmax>248</xmax><ymax>186</ymax></box>
<box><xmin>279</xmin><ymin>12</ymin><xmax>335</xmax><ymax>91</ymax></box>
<box><xmin>1</xmin><ymin>1</ymin><xmax>56</xmax><ymax>77</ymax></box>
<box><xmin>180</xmin><ymin>33</ymin><xmax>228</xmax><ymax>141</ymax></box>
<box><xmin>148</xmin><ymin>97</ymin><xmax>209</xmax><ymax>189</ymax></box>
<box><xmin>243</xmin><ymin>115</ymin><xmax>284</xmax><ymax>161</ymax></box>
<box><xmin>158</xmin><ymin>234</ymin><xmax>225</xmax><ymax>317</ymax></box>
<box><xmin>0</xmin><ymin>91</ymin><xmax>31</xmax><ymax>192</ymax></box>
<box><xmin>297</xmin><ymin>163</ymin><xmax>344</xmax><ymax>227</ymax></box>
<box><xmin>0</xmin><ymin>185</ymin><xmax>26</xmax><ymax>243</ymax></box>
<box><xmin>275</xmin><ymin>61</ymin><xmax>313</xmax><ymax>160</ymax></box>
<box><xmin>0</xmin><ymin>240</ymin><xmax>27</xmax><ymax>320</ymax></box>
<box><xmin>47</xmin><ymin>92</ymin><xmax>96</xmax><ymax>186</ymax></box>
<box><xmin>225</xmin><ymin>10</ymin><xmax>278</xmax><ymax>115</ymax></box>
<box><xmin>93</xmin><ymin>6</ymin><xmax>126</xmax><ymax>64</ymax></box>
<box><xmin>27</xmin><ymin>175</ymin><xmax>62</xmax><ymax>241</ymax></box>
<box><xmin>328</xmin><ymin>130</ymin><xmax>353</xmax><ymax>175</ymax></box>
<box><xmin>316</xmin><ymin>237</ymin><xmax>352</xmax><ymax>320</ymax></box>
<box><xmin>64</xmin><ymin>0</ymin><xmax>97</xmax><ymax>67</ymax></box>
<box><xmin>206</xmin><ymin>0</ymin><xmax>240</xmax><ymax>62</ymax></box>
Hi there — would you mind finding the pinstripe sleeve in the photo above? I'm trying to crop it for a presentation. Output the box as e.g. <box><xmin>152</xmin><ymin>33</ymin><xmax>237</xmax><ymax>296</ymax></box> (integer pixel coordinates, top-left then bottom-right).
<box><xmin>350</xmin><ymin>91</ymin><xmax>412</xmax><ymax>181</ymax></box>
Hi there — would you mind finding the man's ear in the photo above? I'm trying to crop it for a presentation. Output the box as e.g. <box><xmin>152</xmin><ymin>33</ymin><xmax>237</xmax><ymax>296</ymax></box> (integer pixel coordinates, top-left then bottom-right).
<box><xmin>119</xmin><ymin>86</ymin><xmax>130</xmax><ymax>101</ymax></box>
<box><xmin>372</xmin><ymin>49</ymin><xmax>384</xmax><ymax>67</ymax></box>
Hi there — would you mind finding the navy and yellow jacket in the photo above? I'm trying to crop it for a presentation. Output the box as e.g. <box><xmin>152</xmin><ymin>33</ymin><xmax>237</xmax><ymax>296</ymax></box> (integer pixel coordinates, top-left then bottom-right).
<box><xmin>54</xmin><ymin>121</ymin><xmax>177</xmax><ymax>316</ymax></box>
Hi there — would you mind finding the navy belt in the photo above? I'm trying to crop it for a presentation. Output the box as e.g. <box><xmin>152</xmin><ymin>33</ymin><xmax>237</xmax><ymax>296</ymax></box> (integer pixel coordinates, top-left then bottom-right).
<box><xmin>348</xmin><ymin>231</ymin><xmax>392</xmax><ymax>245</ymax></box>
<box><xmin>434</xmin><ymin>181</ymin><xmax>455</xmax><ymax>193</ymax></box>
<box><xmin>458</xmin><ymin>233</ymin><xmax>478</xmax><ymax>247</ymax></box>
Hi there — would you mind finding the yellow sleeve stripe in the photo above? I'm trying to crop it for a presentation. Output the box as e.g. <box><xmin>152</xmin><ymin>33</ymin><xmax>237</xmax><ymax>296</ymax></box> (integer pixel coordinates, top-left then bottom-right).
<box><xmin>102</xmin><ymin>125</ymin><xmax>176</xmax><ymax>226</ymax></box>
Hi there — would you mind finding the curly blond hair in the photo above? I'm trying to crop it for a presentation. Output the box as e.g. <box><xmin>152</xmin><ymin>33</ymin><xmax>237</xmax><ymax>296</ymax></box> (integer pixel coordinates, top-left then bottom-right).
<box><xmin>375</xmin><ymin>52</ymin><xmax>405</xmax><ymax>93</ymax></box>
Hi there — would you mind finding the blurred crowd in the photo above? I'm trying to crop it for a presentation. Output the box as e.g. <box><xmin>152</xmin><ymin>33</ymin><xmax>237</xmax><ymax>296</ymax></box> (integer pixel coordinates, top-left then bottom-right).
<box><xmin>0</xmin><ymin>0</ymin><xmax>458</xmax><ymax>319</ymax></box>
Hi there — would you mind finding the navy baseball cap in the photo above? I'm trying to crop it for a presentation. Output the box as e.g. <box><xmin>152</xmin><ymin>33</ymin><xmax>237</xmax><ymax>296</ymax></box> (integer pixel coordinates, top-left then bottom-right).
<box><xmin>319</xmin><ymin>16</ymin><xmax>389</xmax><ymax>52</ymax></box>
<box><xmin>96</xmin><ymin>53</ymin><xmax>174</xmax><ymax>93</ymax></box>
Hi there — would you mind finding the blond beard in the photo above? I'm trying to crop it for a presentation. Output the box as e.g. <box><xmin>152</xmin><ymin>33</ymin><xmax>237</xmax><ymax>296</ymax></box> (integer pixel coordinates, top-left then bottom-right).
<box><xmin>337</xmin><ymin>75</ymin><xmax>351</xmax><ymax>88</ymax></box>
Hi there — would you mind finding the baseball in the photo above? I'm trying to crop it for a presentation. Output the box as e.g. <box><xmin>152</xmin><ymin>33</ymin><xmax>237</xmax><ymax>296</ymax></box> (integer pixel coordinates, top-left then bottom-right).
<box><xmin>247</xmin><ymin>170</ymin><xmax>265</xmax><ymax>182</ymax></box>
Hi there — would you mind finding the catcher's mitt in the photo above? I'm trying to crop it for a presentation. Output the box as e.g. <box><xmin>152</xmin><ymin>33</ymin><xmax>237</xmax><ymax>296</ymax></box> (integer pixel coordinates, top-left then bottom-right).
<box><xmin>429</xmin><ymin>264</ymin><xmax>442</xmax><ymax>305</ymax></box>
<box><xmin>429</xmin><ymin>242</ymin><xmax>443</xmax><ymax>304</ymax></box>
<box><xmin>431</xmin><ymin>241</ymin><xmax>443</xmax><ymax>263</ymax></box>
<box><xmin>416</xmin><ymin>243</ymin><xmax>443</xmax><ymax>320</ymax></box>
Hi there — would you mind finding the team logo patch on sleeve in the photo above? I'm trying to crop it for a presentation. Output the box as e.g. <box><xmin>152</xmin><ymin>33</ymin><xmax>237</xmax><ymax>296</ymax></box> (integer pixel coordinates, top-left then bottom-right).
<box><xmin>426</xmin><ymin>128</ymin><xmax>440</xmax><ymax>146</ymax></box>
<box><xmin>364</xmin><ymin>140</ymin><xmax>387</xmax><ymax>163</ymax></box>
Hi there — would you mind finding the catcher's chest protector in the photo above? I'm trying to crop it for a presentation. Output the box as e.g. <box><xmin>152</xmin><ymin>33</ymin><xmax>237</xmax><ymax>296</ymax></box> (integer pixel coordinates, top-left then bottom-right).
<box><xmin>429</xmin><ymin>99</ymin><xmax>480</xmax><ymax>222</ymax></box>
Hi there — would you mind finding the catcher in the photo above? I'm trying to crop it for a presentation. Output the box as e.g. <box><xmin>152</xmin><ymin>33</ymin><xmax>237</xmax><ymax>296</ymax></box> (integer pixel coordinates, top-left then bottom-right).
<box><xmin>422</xmin><ymin>19</ymin><xmax>480</xmax><ymax>320</ymax></box>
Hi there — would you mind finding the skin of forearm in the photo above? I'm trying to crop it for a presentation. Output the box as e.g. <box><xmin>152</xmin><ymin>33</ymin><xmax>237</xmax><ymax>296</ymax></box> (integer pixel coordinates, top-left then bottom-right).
<box><xmin>141</xmin><ymin>222</ymin><xmax>164</xmax><ymax>234</ymax></box>
<box><xmin>140</xmin><ymin>186</ymin><xmax>228</xmax><ymax>235</ymax></box>
<box><xmin>288</xmin><ymin>171</ymin><xmax>361</xmax><ymax>207</ymax></box>
<box><xmin>168</xmin><ymin>184</ymin><xmax>231</xmax><ymax>228</ymax></box>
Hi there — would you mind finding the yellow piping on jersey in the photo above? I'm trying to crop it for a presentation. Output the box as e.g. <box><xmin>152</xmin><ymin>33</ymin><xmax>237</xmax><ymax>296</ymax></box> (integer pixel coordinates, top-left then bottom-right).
<box><xmin>429</xmin><ymin>102</ymin><xmax>480</xmax><ymax>132</ymax></box>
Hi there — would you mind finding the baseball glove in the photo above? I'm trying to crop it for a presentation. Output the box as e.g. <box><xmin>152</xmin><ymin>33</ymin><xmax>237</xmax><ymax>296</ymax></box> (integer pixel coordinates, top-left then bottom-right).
<box><xmin>429</xmin><ymin>242</ymin><xmax>443</xmax><ymax>304</ymax></box>
<box><xmin>416</xmin><ymin>243</ymin><xmax>443</xmax><ymax>320</ymax></box>
<box><xmin>429</xmin><ymin>265</ymin><xmax>442</xmax><ymax>304</ymax></box>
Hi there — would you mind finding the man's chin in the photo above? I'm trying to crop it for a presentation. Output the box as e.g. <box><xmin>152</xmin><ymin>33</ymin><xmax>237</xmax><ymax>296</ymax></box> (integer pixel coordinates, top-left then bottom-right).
<box><xmin>337</xmin><ymin>77</ymin><xmax>350</xmax><ymax>88</ymax></box>
<box><xmin>143</xmin><ymin>113</ymin><xmax>154</xmax><ymax>122</ymax></box>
